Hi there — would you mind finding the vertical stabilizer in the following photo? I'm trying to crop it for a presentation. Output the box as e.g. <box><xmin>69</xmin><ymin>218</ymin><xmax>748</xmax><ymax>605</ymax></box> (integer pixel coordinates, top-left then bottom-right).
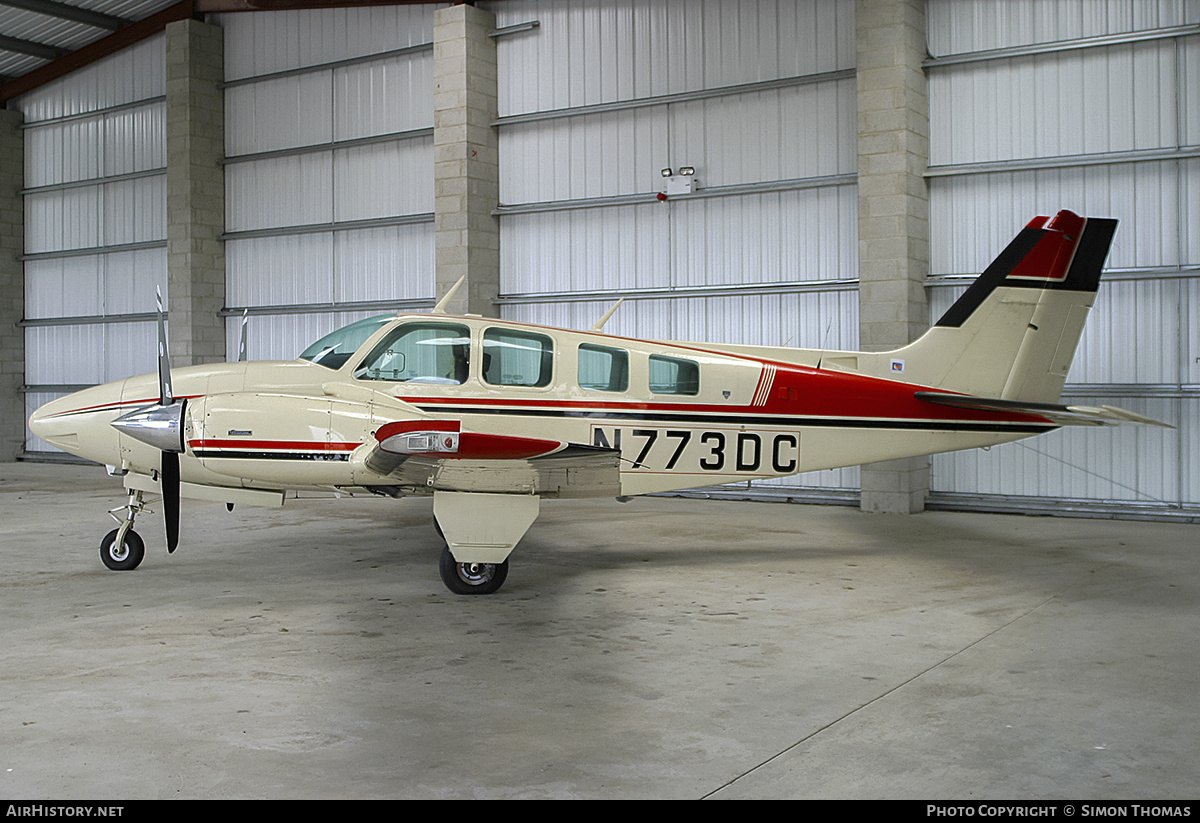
<box><xmin>893</xmin><ymin>211</ymin><xmax>1117</xmax><ymax>403</ymax></box>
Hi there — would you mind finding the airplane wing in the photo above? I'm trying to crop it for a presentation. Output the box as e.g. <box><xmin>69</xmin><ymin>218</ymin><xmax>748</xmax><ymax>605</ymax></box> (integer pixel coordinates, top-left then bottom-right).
<box><xmin>914</xmin><ymin>391</ymin><xmax>1172</xmax><ymax>428</ymax></box>
<box><xmin>363</xmin><ymin>420</ymin><xmax>623</xmax><ymax>498</ymax></box>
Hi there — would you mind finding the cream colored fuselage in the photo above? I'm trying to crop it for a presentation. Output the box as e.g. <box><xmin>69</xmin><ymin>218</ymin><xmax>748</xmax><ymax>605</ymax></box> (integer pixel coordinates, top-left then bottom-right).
<box><xmin>29</xmin><ymin>313</ymin><xmax>1051</xmax><ymax>503</ymax></box>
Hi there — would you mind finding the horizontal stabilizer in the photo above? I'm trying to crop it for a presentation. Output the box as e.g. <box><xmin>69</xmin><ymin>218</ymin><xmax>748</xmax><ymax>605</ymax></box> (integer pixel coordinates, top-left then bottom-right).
<box><xmin>915</xmin><ymin>391</ymin><xmax>1172</xmax><ymax>428</ymax></box>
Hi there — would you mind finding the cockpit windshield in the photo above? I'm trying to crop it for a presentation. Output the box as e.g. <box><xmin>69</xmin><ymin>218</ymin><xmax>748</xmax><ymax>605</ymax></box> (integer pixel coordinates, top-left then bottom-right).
<box><xmin>298</xmin><ymin>314</ymin><xmax>394</xmax><ymax>370</ymax></box>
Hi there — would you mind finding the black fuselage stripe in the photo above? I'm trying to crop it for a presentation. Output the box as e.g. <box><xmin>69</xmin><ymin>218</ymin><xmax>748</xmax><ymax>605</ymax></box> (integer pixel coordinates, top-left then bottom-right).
<box><xmin>413</xmin><ymin>405</ymin><xmax>1055</xmax><ymax>434</ymax></box>
<box><xmin>193</xmin><ymin>450</ymin><xmax>350</xmax><ymax>461</ymax></box>
<box><xmin>191</xmin><ymin>412</ymin><xmax>1053</xmax><ymax>463</ymax></box>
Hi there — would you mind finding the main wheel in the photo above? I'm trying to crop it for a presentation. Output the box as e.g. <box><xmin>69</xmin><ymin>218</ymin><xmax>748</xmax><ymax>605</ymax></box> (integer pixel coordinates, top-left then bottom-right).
<box><xmin>438</xmin><ymin>546</ymin><xmax>508</xmax><ymax>595</ymax></box>
<box><xmin>100</xmin><ymin>528</ymin><xmax>145</xmax><ymax>571</ymax></box>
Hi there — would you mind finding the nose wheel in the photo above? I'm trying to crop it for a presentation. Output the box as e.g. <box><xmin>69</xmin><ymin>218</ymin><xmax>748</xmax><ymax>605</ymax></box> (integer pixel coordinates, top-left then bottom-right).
<box><xmin>438</xmin><ymin>545</ymin><xmax>508</xmax><ymax>595</ymax></box>
<box><xmin>100</xmin><ymin>527</ymin><xmax>145</xmax><ymax>571</ymax></box>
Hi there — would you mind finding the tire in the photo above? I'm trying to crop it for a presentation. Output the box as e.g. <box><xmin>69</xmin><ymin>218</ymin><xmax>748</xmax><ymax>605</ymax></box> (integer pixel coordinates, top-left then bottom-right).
<box><xmin>438</xmin><ymin>546</ymin><xmax>508</xmax><ymax>595</ymax></box>
<box><xmin>100</xmin><ymin>528</ymin><xmax>145</xmax><ymax>571</ymax></box>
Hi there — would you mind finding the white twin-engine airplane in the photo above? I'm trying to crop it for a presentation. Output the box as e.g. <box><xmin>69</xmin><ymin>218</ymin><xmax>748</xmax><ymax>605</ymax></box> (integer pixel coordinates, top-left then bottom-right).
<box><xmin>29</xmin><ymin>210</ymin><xmax>1165</xmax><ymax>594</ymax></box>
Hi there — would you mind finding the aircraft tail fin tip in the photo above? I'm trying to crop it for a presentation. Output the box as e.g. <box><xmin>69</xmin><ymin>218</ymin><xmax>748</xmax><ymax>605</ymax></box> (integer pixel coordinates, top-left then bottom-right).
<box><xmin>935</xmin><ymin>210</ymin><xmax>1117</xmax><ymax>329</ymax></box>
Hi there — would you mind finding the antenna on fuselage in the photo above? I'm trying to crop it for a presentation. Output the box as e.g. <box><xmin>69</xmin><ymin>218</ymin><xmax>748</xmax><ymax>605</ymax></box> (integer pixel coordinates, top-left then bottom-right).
<box><xmin>431</xmin><ymin>276</ymin><xmax>467</xmax><ymax>315</ymax></box>
<box><xmin>589</xmin><ymin>298</ymin><xmax>625</xmax><ymax>332</ymax></box>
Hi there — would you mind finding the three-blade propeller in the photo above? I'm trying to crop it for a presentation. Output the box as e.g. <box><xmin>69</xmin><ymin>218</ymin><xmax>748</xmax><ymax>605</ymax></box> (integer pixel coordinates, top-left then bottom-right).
<box><xmin>110</xmin><ymin>288</ymin><xmax>185</xmax><ymax>553</ymax></box>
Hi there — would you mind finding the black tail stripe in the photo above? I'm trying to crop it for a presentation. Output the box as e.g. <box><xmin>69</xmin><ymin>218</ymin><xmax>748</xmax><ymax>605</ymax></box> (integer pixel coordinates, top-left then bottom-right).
<box><xmin>936</xmin><ymin>227</ymin><xmax>1047</xmax><ymax>328</ymax></box>
<box><xmin>935</xmin><ymin>218</ymin><xmax>1119</xmax><ymax>329</ymax></box>
<box><xmin>1062</xmin><ymin>218</ymin><xmax>1118</xmax><ymax>293</ymax></box>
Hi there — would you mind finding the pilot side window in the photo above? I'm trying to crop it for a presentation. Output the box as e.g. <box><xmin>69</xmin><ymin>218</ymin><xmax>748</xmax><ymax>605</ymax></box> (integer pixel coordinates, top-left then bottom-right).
<box><xmin>354</xmin><ymin>322</ymin><xmax>471</xmax><ymax>384</ymax></box>
<box><xmin>483</xmin><ymin>328</ymin><xmax>553</xmax><ymax>387</ymax></box>
<box><xmin>649</xmin><ymin>354</ymin><xmax>700</xmax><ymax>396</ymax></box>
<box><xmin>578</xmin><ymin>343</ymin><xmax>629</xmax><ymax>393</ymax></box>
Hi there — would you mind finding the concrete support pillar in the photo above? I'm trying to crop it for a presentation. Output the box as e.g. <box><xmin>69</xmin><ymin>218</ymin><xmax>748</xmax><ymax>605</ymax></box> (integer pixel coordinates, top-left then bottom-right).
<box><xmin>433</xmin><ymin>3</ymin><xmax>500</xmax><ymax>317</ymax></box>
<box><xmin>856</xmin><ymin>0</ymin><xmax>931</xmax><ymax>514</ymax></box>
<box><xmin>166</xmin><ymin>18</ymin><xmax>225</xmax><ymax>366</ymax></box>
<box><xmin>0</xmin><ymin>108</ymin><xmax>24</xmax><ymax>460</ymax></box>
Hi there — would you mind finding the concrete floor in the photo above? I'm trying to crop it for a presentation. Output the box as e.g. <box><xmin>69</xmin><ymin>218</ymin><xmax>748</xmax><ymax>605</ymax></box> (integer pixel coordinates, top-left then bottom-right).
<box><xmin>1</xmin><ymin>463</ymin><xmax>1197</xmax><ymax>800</ymax></box>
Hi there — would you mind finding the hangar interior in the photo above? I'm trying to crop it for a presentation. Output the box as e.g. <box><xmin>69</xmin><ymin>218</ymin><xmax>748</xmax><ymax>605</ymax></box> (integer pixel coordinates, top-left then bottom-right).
<box><xmin>1</xmin><ymin>0</ymin><xmax>1199</xmax><ymax>802</ymax></box>
<box><xmin>1</xmin><ymin>0</ymin><xmax>1197</xmax><ymax>521</ymax></box>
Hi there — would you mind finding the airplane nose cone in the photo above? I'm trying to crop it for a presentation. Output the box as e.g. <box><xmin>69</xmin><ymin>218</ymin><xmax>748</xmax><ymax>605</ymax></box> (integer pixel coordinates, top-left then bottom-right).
<box><xmin>28</xmin><ymin>402</ymin><xmax>45</xmax><ymax>431</ymax></box>
<box><xmin>27</xmin><ymin>382</ymin><xmax>128</xmax><ymax>462</ymax></box>
<box><xmin>27</xmin><ymin>402</ymin><xmax>52</xmax><ymax>442</ymax></box>
<box><xmin>28</xmin><ymin>393</ymin><xmax>86</xmax><ymax>454</ymax></box>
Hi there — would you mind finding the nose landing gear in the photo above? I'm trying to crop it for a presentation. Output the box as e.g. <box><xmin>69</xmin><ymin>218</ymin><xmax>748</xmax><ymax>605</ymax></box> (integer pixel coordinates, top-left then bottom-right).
<box><xmin>100</xmin><ymin>489</ymin><xmax>148</xmax><ymax>571</ymax></box>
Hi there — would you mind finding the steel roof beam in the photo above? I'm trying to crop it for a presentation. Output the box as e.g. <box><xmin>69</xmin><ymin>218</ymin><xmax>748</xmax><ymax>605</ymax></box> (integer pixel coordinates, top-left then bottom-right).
<box><xmin>0</xmin><ymin>31</ymin><xmax>67</xmax><ymax>60</ymax></box>
<box><xmin>1</xmin><ymin>1</ymin><xmax>195</xmax><ymax>102</ymax></box>
<box><xmin>0</xmin><ymin>0</ymin><xmax>130</xmax><ymax>31</ymax></box>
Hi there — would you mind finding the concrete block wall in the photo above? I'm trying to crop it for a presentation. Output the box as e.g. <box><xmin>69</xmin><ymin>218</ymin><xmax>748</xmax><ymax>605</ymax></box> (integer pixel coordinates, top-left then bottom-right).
<box><xmin>856</xmin><ymin>0</ymin><xmax>931</xmax><ymax>513</ymax></box>
<box><xmin>166</xmin><ymin>18</ymin><xmax>225</xmax><ymax>366</ymax></box>
<box><xmin>857</xmin><ymin>0</ymin><xmax>929</xmax><ymax>350</ymax></box>
<box><xmin>0</xmin><ymin>108</ymin><xmax>23</xmax><ymax>461</ymax></box>
<box><xmin>433</xmin><ymin>2</ymin><xmax>500</xmax><ymax>317</ymax></box>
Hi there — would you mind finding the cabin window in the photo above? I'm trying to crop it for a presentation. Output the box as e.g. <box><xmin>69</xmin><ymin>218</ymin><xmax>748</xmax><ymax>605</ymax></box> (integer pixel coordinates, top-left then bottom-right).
<box><xmin>578</xmin><ymin>344</ymin><xmax>629</xmax><ymax>393</ymax></box>
<box><xmin>354</xmin><ymin>322</ymin><xmax>471</xmax><ymax>384</ymax></box>
<box><xmin>483</xmin><ymin>328</ymin><xmax>553</xmax><ymax>387</ymax></box>
<box><xmin>299</xmin><ymin>314</ymin><xmax>393</xmax><ymax>370</ymax></box>
<box><xmin>649</xmin><ymin>354</ymin><xmax>700</xmax><ymax>396</ymax></box>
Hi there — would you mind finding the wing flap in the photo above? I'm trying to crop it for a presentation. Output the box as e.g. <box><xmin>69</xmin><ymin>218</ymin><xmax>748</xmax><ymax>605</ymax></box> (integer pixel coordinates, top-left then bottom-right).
<box><xmin>362</xmin><ymin>420</ymin><xmax>622</xmax><ymax>497</ymax></box>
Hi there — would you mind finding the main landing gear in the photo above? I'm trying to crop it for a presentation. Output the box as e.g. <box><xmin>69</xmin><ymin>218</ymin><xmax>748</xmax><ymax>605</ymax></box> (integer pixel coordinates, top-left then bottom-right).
<box><xmin>438</xmin><ymin>545</ymin><xmax>509</xmax><ymax>595</ymax></box>
<box><xmin>430</xmin><ymin>492</ymin><xmax>539</xmax><ymax>596</ymax></box>
<box><xmin>433</xmin><ymin>516</ymin><xmax>509</xmax><ymax>595</ymax></box>
<box><xmin>100</xmin><ymin>488</ymin><xmax>148</xmax><ymax>571</ymax></box>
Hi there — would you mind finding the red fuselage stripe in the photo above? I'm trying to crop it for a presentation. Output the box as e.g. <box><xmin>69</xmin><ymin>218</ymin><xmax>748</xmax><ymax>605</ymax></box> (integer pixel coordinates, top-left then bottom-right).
<box><xmin>48</xmin><ymin>395</ymin><xmax>203</xmax><ymax>418</ymax></box>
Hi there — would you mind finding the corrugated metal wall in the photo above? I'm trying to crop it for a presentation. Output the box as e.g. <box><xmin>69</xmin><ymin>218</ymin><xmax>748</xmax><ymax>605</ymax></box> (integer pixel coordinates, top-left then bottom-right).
<box><xmin>216</xmin><ymin>4</ymin><xmax>438</xmax><ymax>363</ymax></box>
<box><xmin>18</xmin><ymin>35</ymin><xmax>167</xmax><ymax>454</ymax></box>
<box><xmin>490</xmin><ymin>0</ymin><xmax>861</xmax><ymax>492</ymax></box>
<box><xmin>925</xmin><ymin>0</ymin><xmax>1199</xmax><ymax>513</ymax></box>
<box><xmin>14</xmin><ymin>0</ymin><xmax>1196</xmax><ymax>517</ymax></box>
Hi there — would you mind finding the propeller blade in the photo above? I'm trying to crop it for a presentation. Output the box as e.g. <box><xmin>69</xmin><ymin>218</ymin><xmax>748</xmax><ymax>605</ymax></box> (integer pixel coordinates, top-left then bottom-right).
<box><xmin>156</xmin><ymin>287</ymin><xmax>174</xmax><ymax>405</ymax></box>
<box><xmin>162</xmin><ymin>450</ymin><xmax>180</xmax><ymax>553</ymax></box>
<box><xmin>156</xmin><ymin>286</ymin><xmax>181</xmax><ymax>552</ymax></box>
<box><xmin>238</xmin><ymin>309</ymin><xmax>249</xmax><ymax>362</ymax></box>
